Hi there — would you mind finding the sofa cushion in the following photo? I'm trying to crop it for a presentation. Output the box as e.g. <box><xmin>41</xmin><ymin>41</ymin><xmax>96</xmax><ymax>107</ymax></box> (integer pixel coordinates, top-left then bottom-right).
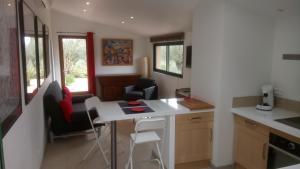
<box><xmin>72</xmin><ymin>102</ymin><xmax>98</xmax><ymax>122</ymax></box>
<box><xmin>43</xmin><ymin>81</ymin><xmax>99</xmax><ymax>136</ymax></box>
<box><xmin>72</xmin><ymin>94</ymin><xmax>93</xmax><ymax>103</ymax></box>
<box><xmin>72</xmin><ymin>102</ymin><xmax>86</xmax><ymax>113</ymax></box>
<box><xmin>62</xmin><ymin>86</ymin><xmax>72</xmax><ymax>98</ymax></box>
<box><xmin>71</xmin><ymin>103</ymin><xmax>99</xmax><ymax>128</ymax></box>
<box><xmin>126</xmin><ymin>91</ymin><xmax>143</xmax><ymax>101</ymax></box>
<box><xmin>135</xmin><ymin>78</ymin><xmax>156</xmax><ymax>91</ymax></box>
<box><xmin>44</xmin><ymin>81</ymin><xmax>68</xmax><ymax>135</ymax></box>
<box><xmin>59</xmin><ymin>97</ymin><xmax>73</xmax><ymax>123</ymax></box>
<box><xmin>45</xmin><ymin>81</ymin><xmax>64</xmax><ymax>102</ymax></box>
<box><xmin>128</xmin><ymin>91</ymin><xmax>143</xmax><ymax>96</ymax></box>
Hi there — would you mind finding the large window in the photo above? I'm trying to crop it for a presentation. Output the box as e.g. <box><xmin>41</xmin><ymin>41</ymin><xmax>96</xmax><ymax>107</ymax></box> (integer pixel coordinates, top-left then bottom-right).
<box><xmin>19</xmin><ymin>1</ymin><xmax>51</xmax><ymax>104</ymax></box>
<box><xmin>21</xmin><ymin>2</ymin><xmax>39</xmax><ymax>103</ymax></box>
<box><xmin>153</xmin><ymin>41</ymin><xmax>184</xmax><ymax>77</ymax></box>
<box><xmin>0</xmin><ymin>0</ymin><xmax>22</xmax><ymax>136</ymax></box>
<box><xmin>37</xmin><ymin>18</ymin><xmax>45</xmax><ymax>86</ymax></box>
<box><xmin>59</xmin><ymin>36</ymin><xmax>89</xmax><ymax>93</ymax></box>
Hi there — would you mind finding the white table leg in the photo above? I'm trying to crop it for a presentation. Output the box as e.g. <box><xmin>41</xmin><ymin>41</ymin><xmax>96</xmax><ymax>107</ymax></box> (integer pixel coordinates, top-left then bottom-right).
<box><xmin>111</xmin><ymin>121</ymin><xmax>117</xmax><ymax>169</ymax></box>
<box><xmin>168</xmin><ymin>115</ymin><xmax>175</xmax><ymax>169</ymax></box>
<box><xmin>162</xmin><ymin>115</ymin><xmax>175</xmax><ymax>169</ymax></box>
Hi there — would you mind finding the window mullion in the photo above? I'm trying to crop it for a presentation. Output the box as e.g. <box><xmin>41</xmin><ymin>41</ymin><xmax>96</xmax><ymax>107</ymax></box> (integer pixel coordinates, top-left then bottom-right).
<box><xmin>166</xmin><ymin>45</ymin><xmax>169</xmax><ymax>72</ymax></box>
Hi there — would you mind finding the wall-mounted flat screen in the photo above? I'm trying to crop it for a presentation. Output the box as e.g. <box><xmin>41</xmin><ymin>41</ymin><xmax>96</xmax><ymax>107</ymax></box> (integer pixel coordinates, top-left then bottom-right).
<box><xmin>186</xmin><ymin>45</ymin><xmax>192</xmax><ymax>68</ymax></box>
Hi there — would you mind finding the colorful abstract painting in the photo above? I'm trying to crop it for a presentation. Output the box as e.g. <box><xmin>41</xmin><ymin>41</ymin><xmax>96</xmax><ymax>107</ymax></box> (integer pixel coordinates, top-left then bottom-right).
<box><xmin>102</xmin><ymin>39</ymin><xmax>133</xmax><ymax>65</ymax></box>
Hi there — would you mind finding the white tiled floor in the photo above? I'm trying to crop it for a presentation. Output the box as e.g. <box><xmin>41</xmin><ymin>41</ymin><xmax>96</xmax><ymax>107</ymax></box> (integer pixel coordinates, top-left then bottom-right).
<box><xmin>41</xmin><ymin>120</ymin><xmax>161</xmax><ymax>169</ymax></box>
<box><xmin>41</xmin><ymin>120</ymin><xmax>219</xmax><ymax>169</ymax></box>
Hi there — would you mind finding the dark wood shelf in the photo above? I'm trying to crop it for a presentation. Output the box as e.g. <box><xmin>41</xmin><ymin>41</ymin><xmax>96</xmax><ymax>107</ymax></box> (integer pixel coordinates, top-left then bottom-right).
<box><xmin>97</xmin><ymin>74</ymin><xmax>140</xmax><ymax>101</ymax></box>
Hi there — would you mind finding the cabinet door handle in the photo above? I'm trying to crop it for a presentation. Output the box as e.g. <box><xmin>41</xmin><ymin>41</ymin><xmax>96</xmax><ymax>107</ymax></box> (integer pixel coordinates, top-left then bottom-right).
<box><xmin>262</xmin><ymin>143</ymin><xmax>267</xmax><ymax>160</ymax></box>
<box><xmin>244</xmin><ymin>119</ymin><xmax>257</xmax><ymax>127</ymax></box>
<box><xmin>191</xmin><ymin>117</ymin><xmax>202</xmax><ymax>120</ymax></box>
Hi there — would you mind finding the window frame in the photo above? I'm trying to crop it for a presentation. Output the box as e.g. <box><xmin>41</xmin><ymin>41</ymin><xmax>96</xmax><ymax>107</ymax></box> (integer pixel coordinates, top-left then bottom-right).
<box><xmin>36</xmin><ymin>16</ymin><xmax>46</xmax><ymax>87</ymax></box>
<box><xmin>19</xmin><ymin>1</ymin><xmax>40</xmax><ymax>104</ymax></box>
<box><xmin>58</xmin><ymin>35</ymin><xmax>89</xmax><ymax>95</ymax></box>
<box><xmin>153</xmin><ymin>41</ymin><xmax>184</xmax><ymax>78</ymax></box>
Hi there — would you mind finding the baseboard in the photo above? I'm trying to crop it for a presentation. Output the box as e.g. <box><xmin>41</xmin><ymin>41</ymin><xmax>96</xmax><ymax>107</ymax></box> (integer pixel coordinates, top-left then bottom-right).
<box><xmin>49</xmin><ymin>129</ymin><xmax>95</xmax><ymax>143</ymax></box>
<box><xmin>175</xmin><ymin>160</ymin><xmax>211</xmax><ymax>169</ymax></box>
<box><xmin>211</xmin><ymin>163</ymin><xmax>234</xmax><ymax>169</ymax></box>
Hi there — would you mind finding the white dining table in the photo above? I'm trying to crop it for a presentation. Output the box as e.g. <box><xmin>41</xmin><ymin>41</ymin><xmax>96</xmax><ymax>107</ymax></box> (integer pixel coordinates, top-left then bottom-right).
<box><xmin>95</xmin><ymin>99</ymin><xmax>190</xmax><ymax>169</ymax></box>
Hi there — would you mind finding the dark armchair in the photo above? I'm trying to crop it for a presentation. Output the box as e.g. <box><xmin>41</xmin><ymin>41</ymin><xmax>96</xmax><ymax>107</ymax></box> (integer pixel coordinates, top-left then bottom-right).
<box><xmin>124</xmin><ymin>77</ymin><xmax>158</xmax><ymax>101</ymax></box>
<box><xmin>43</xmin><ymin>81</ymin><xmax>101</xmax><ymax>142</ymax></box>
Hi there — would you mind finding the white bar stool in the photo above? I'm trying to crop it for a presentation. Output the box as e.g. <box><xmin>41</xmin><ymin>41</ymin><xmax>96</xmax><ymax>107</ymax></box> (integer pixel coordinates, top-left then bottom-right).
<box><xmin>84</xmin><ymin>96</ymin><xmax>110</xmax><ymax>165</ymax></box>
<box><xmin>125</xmin><ymin>117</ymin><xmax>166</xmax><ymax>169</ymax></box>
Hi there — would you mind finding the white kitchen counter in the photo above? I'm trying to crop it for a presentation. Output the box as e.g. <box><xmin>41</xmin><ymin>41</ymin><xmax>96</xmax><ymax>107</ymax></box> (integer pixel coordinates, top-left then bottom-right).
<box><xmin>97</xmin><ymin>98</ymin><xmax>215</xmax><ymax>169</ymax></box>
<box><xmin>279</xmin><ymin>164</ymin><xmax>300</xmax><ymax>169</ymax></box>
<box><xmin>97</xmin><ymin>98</ymin><xmax>214</xmax><ymax>122</ymax></box>
<box><xmin>160</xmin><ymin>98</ymin><xmax>215</xmax><ymax>115</ymax></box>
<box><xmin>231</xmin><ymin>107</ymin><xmax>300</xmax><ymax>138</ymax></box>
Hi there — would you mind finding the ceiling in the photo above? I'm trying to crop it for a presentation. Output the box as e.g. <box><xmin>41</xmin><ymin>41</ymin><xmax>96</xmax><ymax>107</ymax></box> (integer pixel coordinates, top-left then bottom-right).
<box><xmin>50</xmin><ymin>0</ymin><xmax>200</xmax><ymax>36</ymax></box>
<box><xmin>232</xmin><ymin>0</ymin><xmax>300</xmax><ymax>17</ymax></box>
<box><xmin>50</xmin><ymin>0</ymin><xmax>300</xmax><ymax>37</ymax></box>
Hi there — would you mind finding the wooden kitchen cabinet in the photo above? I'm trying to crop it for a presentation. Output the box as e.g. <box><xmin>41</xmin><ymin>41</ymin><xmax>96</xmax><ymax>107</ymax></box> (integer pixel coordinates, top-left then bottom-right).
<box><xmin>175</xmin><ymin>112</ymin><xmax>213</xmax><ymax>165</ymax></box>
<box><xmin>234</xmin><ymin>115</ymin><xmax>269</xmax><ymax>169</ymax></box>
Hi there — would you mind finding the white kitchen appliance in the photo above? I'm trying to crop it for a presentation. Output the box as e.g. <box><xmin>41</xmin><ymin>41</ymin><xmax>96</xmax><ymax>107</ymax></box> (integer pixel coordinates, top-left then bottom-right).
<box><xmin>256</xmin><ymin>85</ymin><xmax>274</xmax><ymax>111</ymax></box>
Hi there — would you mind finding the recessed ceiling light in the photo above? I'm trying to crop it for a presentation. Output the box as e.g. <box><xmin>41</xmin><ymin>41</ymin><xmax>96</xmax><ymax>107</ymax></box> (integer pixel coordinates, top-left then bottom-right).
<box><xmin>8</xmin><ymin>3</ymin><xmax>12</xmax><ymax>6</ymax></box>
<box><xmin>86</xmin><ymin>1</ymin><xmax>90</xmax><ymax>5</ymax></box>
<box><xmin>83</xmin><ymin>9</ymin><xmax>87</xmax><ymax>12</ymax></box>
<box><xmin>277</xmin><ymin>8</ymin><xmax>284</xmax><ymax>12</ymax></box>
<box><xmin>121</xmin><ymin>21</ymin><xmax>125</xmax><ymax>24</ymax></box>
<box><xmin>130</xmin><ymin>16</ymin><xmax>134</xmax><ymax>19</ymax></box>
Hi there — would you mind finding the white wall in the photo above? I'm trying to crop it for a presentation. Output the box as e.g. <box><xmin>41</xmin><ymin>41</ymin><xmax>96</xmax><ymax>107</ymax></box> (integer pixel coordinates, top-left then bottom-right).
<box><xmin>191</xmin><ymin>0</ymin><xmax>224</xmax><ymax>104</ymax></box>
<box><xmin>191</xmin><ymin>0</ymin><xmax>226</xmax><ymax>165</ymax></box>
<box><xmin>3</xmin><ymin>79</ymin><xmax>52</xmax><ymax>169</ymax></box>
<box><xmin>149</xmin><ymin>32</ymin><xmax>192</xmax><ymax>98</ymax></box>
<box><xmin>191</xmin><ymin>0</ymin><xmax>274</xmax><ymax>166</ymax></box>
<box><xmin>51</xmin><ymin>10</ymin><xmax>148</xmax><ymax>84</ymax></box>
<box><xmin>271</xmin><ymin>16</ymin><xmax>300</xmax><ymax>101</ymax></box>
<box><xmin>2</xmin><ymin>0</ymin><xmax>54</xmax><ymax>169</ymax></box>
<box><xmin>215</xmin><ymin>2</ymin><xmax>274</xmax><ymax>166</ymax></box>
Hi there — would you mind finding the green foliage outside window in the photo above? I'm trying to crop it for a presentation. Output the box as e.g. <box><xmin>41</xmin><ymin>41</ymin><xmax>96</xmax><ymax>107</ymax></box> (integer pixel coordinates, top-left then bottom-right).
<box><xmin>62</xmin><ymin>39</ymin><xmax>87</xmax><ymax>86</ymax></box>
<box><xmin>25</xmin><ymin>37</ymin><xmax>37</xmax><ymax>85</ymax></box>
<box><xmin>154</xmin><ymin>41</ymin><xmax>184</xmax><ymax>77</ymax></box>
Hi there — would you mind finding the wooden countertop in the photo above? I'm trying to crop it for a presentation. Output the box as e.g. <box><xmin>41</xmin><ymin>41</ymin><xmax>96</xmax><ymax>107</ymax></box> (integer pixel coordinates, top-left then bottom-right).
<box><xmin>178</xmin><ymin>98</ymin><xmax>214</xmax><ymax>110</ymax></box>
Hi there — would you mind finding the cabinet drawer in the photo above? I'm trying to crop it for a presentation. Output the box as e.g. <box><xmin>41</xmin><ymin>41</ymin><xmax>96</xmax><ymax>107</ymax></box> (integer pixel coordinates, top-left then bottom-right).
<box><xmin>234</xmin><ymin>115</ymin><xmax>269</xmax><ymax>136</ymax></box>
<box><xmin>176</xmin><ymin>112</ymin><xmax>213</xmax><ymax>124</ymax></box>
